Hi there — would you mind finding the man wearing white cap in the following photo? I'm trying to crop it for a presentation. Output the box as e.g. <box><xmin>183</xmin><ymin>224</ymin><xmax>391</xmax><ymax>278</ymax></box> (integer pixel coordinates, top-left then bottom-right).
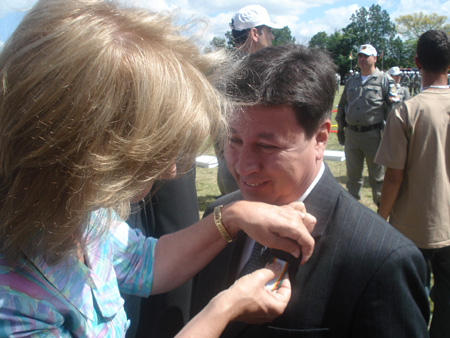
<box><xmin>230</xmin><ymin>4</ymin><xmax>283</xmax><ymax>54</ymax></box>
<box><xmin>336</xmin><ymin>44</ymin><xmax>396</xmax><ymax>208</ymax></box>
<box><xmin>216</xmin><ymin>5</ymin><xmax>284</xmax><ymax>196</ymax></box>
<box><xmin>388</xmin><ymin>66</ymin><xmax>410</xmax><ymax>102</ymax></box>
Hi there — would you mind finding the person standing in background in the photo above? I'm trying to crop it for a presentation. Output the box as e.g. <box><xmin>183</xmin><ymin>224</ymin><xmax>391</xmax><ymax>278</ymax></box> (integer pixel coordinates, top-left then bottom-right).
<box><xmin>401</xmin><ymin>69</ymin><xmax>411</xmax><ymax>89</ymax></box>
<box><xmin>412</xmin><ymin>70</ymin><xmax>422</xmax><ymax>95</ymax></box>
<box><xmin>336</xmin><ymin>44</ymin><xmax>396</xmax><ymax>208</ymax></box>
<box><xmin>375</xmin><ymin>30</ymin><xmax>450</xmax><ymax>338</ymax></box>
<box><xmin>216</xmin><ymin>4</ymin><xmax>283</xmax><ymax>196</ymax></box>
<box><xmin>388</xmin><ymin>66</ymin><xmax>410</xmax><ymax>102</ymax></box>
<box><xmin>230</xmin><ymin>4</ymin><xmax>282</xmax><ymax>54</ymax></box>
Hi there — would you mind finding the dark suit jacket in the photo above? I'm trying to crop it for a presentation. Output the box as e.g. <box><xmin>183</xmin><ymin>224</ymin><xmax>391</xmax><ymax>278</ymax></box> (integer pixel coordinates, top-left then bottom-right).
<box><xmin>192</xmin><ymin>165</ymin><xmax>430</xmax><ymax>337</ymax></box>
<box><xmin>125</xmin><ymin>168</ymin><xmax>199</xmax><ymax>338</ymax></box>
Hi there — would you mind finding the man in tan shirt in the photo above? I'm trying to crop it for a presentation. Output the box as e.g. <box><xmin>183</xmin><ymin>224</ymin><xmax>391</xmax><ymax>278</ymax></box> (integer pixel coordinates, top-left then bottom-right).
<box><xmin>375</xmin><ymin>30</ymin><xmax>450</xmax><ymax>338</ymax></box>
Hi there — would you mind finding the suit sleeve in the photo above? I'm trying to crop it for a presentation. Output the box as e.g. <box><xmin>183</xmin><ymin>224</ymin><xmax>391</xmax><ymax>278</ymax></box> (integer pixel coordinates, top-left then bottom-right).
<box><xmin>351</xmin><ymin>243</ymin><xmax>430</xmax><ymax>337</ymax></box>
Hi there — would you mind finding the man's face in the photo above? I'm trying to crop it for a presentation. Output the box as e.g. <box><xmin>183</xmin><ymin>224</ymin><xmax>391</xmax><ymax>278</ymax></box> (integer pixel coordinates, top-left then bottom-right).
<box><xmin>357</xmin><ymin>53</ymin><xmax>377</xmax><ymax>72</ymax></box>
<box><xmin>392</xmin><ymin>74</ymin><xmax>401</xmax><ymax>84</ymax></box>
<box><xmin>225</xmin><ymin>104</ymin><xmax>329</xmax><ymax>205</ymax></box>
<box><xmin>253</xmin><ymin>26</ymin><xmax>275</xmax><ymax>51</ymax></box>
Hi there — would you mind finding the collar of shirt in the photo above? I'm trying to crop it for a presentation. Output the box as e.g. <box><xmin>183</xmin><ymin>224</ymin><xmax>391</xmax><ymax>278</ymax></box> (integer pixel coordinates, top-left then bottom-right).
<box><xmin>357</xmin><ymin>68</ymin><xmax>382</xmax><ymax>83</ymax></box>
<box><xmin>299</xmin><ymin>162</ymin><xmax>325</xmax><ymax>202</ymax></box>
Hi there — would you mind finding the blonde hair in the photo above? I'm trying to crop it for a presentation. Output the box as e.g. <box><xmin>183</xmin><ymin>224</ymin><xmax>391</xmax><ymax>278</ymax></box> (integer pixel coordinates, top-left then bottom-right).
<box><xmin>0</xmin><ymin>0</ymin><xmax>226</xmax><ymax>264</ymax></box>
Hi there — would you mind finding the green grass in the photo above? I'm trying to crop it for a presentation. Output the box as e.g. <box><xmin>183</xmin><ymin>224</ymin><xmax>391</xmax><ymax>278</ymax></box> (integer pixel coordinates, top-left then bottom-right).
<box><xmin>195</xmin><ymin>86</ymin><xmax>378</xmax><ymax>215</ymax></box>
<box><xmin>196</xmin><ymin>166</ymin><xmax>221</xmax><ymax>215</ymax></box>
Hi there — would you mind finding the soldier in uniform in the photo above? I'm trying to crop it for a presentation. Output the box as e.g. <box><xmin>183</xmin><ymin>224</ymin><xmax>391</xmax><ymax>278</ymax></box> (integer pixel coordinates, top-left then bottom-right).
<box><xmin>412</xmin><ymin>71</ymin><xmax>422</xmax><ymax>95</ymax></box>
<box><xmin>337</xmin><ymin>44</ymin><xmax>396</xmax><ymax>207</ymax></box>
<box><xmin>408</xmin><ymin>71</ymin><xmax>415</xmax><ymax>96</ymax></box>
<box><xmin>401</xmin><ymin>69</ymin><xmax>410</xmax><ymax>89</ymax></box>
<box><xmin>335</xmin><ymin>73</ymin><xmax>341</xmax><ymax>92</ymax></box>
<box><xmin>388</xmin><ymin>66</ymin><xmax>410</xmax><ymax>102</ymax></box>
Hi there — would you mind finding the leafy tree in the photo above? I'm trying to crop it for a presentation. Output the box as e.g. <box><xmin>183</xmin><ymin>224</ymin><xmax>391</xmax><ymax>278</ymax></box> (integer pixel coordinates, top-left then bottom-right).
<box><xmin>225</xmin><ymin>31</ymin><xmax>235</xmax><ymax>48</ymax></box>
<box><xmin>402</xmin><ymin>38</ymin><xmax>419</xmax><ymax>67</ymax></box>
<box><xmin>337</xmin><ymin>4</ymin><xmax>398</xmax><ymax>71</ymax></box>
<box><xmin>344</xmin><ymin>5</ymin><xmax>396</xmax><ymax>59</ymax></box>
<box><xmin>309</xmin><ymin>30</ymin><xmax>356</xmax><ymax>77</ymax></box>
<box><xmin>205</xmin><ymin>34</ymin><xmax>234</xmax><ymax>53</ymax></box>
<box><xmin>396</xmin><ymin>12</ymin><xmax>450</xmax><ymax>40</ymax></box>
<box><xmin>345</xmin><ymin>7</ymin><xmax>370</xmax><ymax>44</ymax></box>
<box><xmin>272</xmin><ymin>26</ymin><xmax>296</xmax><ymax>45</ymax></box>
<box><xmin>333</xmin><ymin>30</ymin><xmax>359</xmax><ymax>75</ymax></box>
<box><xmin>309</xmin><ymin>5</ymin><xmax>403</xmax><ymax>74</ymax></box>
<box><xmin>210</xmin><ymin>37</ymin><xmax>226</xmax><ymax>50</ymax></box>
<box><xmin>221</xmin><ymin>25</ymin><xmax>295</xmax><ymax>48</ymax></box>
<box><xmin>309</xmin><ymin>31</ymin><xmax>329</xmax><ymax>50</ymax></box>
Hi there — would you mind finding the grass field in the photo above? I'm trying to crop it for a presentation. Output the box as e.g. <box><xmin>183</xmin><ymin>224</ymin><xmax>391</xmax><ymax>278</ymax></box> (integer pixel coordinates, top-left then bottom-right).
<box><xmin>195</xmin><ymin>86</ymin><xmax>378</xmax><ymax>216</ymax></box>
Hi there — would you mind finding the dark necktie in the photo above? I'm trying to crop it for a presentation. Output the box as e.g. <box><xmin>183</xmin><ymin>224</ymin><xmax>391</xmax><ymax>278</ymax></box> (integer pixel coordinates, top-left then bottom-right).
<box><xmin>238</xmin><ymin>241</ymin><xmax>272</xmax><ymax>278</ymax></box>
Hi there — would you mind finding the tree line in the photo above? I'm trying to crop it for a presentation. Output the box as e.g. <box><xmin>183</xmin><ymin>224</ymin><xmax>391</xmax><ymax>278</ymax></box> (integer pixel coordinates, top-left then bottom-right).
<box><xmin>208</xmin><ymin>5</ymin><xmax>450</xmax><ymax>77</ymax></box>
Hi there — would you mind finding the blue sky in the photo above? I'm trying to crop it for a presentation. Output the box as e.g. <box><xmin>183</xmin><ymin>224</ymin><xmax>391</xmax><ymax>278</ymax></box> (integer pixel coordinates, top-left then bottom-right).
<box><xmin>1</xmin><ymin>0</ymin><xmax>450</xmax><ymax>48</ymax></box>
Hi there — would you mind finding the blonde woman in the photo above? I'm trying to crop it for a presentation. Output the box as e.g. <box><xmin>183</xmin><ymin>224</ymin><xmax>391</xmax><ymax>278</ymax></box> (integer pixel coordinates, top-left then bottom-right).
<box><xmin>0</xmin><ymin>0</ymin><xmax>315</xmax><ymax>336</ymax></box>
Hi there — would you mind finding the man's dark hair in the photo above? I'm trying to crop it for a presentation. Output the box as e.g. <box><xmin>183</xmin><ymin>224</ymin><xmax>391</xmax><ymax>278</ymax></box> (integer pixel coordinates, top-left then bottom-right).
<box><xmin>227</xmin><ymin>44</ymin><xmax>337</xmax><ymax>138</ymax></box>
<box><xmin>231</xmin><ymin>26</ymin><xmax>263</xmax><ymax>46</ymax></box>
<box><xmin>417</xmin><ymin>30</ymin><xmax>450</xmax><ymax>73</ymax></box>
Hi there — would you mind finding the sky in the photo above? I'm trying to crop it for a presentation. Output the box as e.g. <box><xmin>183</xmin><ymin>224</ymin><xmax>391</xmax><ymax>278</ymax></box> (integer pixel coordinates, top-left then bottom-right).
<box><xmin>1</xmin><ymin>0</ymin><xmax>450</xmax><ymax>49</ymax></box>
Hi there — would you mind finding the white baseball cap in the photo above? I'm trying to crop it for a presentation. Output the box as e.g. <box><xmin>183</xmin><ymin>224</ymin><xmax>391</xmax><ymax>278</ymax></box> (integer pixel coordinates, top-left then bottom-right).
<box><xmin>358</xmin><ymin>44</ymin><xmax>377</xmax><ymax>57</ymax></box>
<box><xmin>388</xmin><ymin>66</ymin><xmax>401</xmax><ymax>76</ymax></box>
<box><xmin>230</xmin><ymin>5</ymin><xmax>283</xmax><ymax>31</ymax></box>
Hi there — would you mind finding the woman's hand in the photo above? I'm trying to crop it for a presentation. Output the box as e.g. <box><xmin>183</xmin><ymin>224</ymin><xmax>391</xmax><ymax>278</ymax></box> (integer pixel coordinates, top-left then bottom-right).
<box><xmin>222</xmin><ymin>262</ymin><xmax>291</xmax><ymax>324</ymax></box>
<box><xmin>222</xmin><ymin>201</ymin><xmax>316</xmax><ymax>264</ymax></box>
<box><xmin>175</xmin><ymin>263</ymin><xmax>290</xmax><ymax>338</ymax></box>
<box><xmin>152</xmin><ymin>200</ymin><xmax>315</xmax><ymax>295</ymax></box>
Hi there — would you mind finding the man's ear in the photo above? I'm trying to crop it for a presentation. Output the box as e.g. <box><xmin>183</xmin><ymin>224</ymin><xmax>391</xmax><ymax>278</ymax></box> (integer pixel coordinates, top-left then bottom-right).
<box><xmin>414</xmin><ymin>56</ymin><xmax>422</xmax><ymax>70</ymax></box>
<box><xmin>317</xmin><ymin>119</ymin><xmax>330</xmax><ymax>143</ymax></box>
<box><xmin>249</xmin><ymin>27</ymin><xmax>259</xmax><ymax>42</ymax></box>
<box><xmin>315</xmin><ymin>119</ymin><xmax>330</xmax><ymax>157</ymax></box>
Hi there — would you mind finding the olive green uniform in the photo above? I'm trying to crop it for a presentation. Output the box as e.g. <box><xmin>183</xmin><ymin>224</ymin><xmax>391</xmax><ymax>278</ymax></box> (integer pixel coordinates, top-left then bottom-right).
<box><xmin>336</xmin><ymin>68</ymin><xmax>394</xmax><ymax>205</ymax></box>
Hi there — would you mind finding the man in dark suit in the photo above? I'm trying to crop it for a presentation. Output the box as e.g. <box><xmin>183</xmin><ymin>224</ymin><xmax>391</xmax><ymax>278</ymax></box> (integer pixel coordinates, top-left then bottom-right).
<box><xmin>191</xmin><ymin>44</ymin><xmax>430</xmax><ymax>337</ymax></box>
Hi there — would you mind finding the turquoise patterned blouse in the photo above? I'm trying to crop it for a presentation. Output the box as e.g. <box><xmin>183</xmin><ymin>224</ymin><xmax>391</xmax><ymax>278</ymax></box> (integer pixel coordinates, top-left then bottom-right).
<box><xmin>0</xmin><ymin>209</ymin><xmax>157</xmax><ymax>337</ymax></box>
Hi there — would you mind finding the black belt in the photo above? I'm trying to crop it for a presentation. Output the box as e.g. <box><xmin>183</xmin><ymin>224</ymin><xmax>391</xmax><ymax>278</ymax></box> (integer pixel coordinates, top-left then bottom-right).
<box><xmin>347</xmin><ymin>122</ymin><xmax>383</xmax><ymax>132</ymax></box>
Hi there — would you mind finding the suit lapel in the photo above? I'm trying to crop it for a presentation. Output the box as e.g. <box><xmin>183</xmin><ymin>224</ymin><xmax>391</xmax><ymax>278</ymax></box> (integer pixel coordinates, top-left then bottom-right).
<box><xmin>222</xmin><ymin>165</ymin><xmax>341</xmax><ymax>337</ymax></box>
<box><xmin>304</xmin><ymin>164</ymin><xmax>341</xmax><ymax>240</ymax></box>
<box><xmin>226</xmin><ymin>231</ymin><xmax>247</xmax><ymax>286</ymax></box>
<box><xmin>219</xmin><ymin>232</ymin><xmax>249</xmax><ymax>338</ymax></box>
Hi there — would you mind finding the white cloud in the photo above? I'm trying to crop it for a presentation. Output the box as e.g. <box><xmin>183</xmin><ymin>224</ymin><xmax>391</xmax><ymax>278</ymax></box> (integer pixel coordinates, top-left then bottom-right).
<box><xmin>388</xmin><ymin>0</ymin><xmax>450</xmax><ymax>21</ymax></box>
<box><xmin>376</xmin><ymin>0</ymin><xmax>396</xmax><ymax>10</ymax></box>
<box><xmin>396</xmin><ymin>0</ymin><xmax>450</xmax><ymax>15</ymax></box>
<box><xmin>203</xmin><ymin>1</ymin><xmax>356</xmax><ymax>44</ymax></box>
<box><xmin>0</xmin><ymin>0</ymin><xmax>36</xmax><ymax>17</ymax></box>
<box><xmin>293</xmin><ymin>4</ymin><xmax>360</xmax><ymax>43</ymax></box>
<box><xmin>142</xmin><ymin>0</ymin><xmax>345</xmax><ymax>44</ymax></box>
<box><xmin>3</xmin><ymin>0</ymin><xmax>450</xmax><ymax>47</ymax></box>
<box><xmin>291</xmin><ymin>0</ymin><xmax>450</xmax><ymax>43</ymax></box>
